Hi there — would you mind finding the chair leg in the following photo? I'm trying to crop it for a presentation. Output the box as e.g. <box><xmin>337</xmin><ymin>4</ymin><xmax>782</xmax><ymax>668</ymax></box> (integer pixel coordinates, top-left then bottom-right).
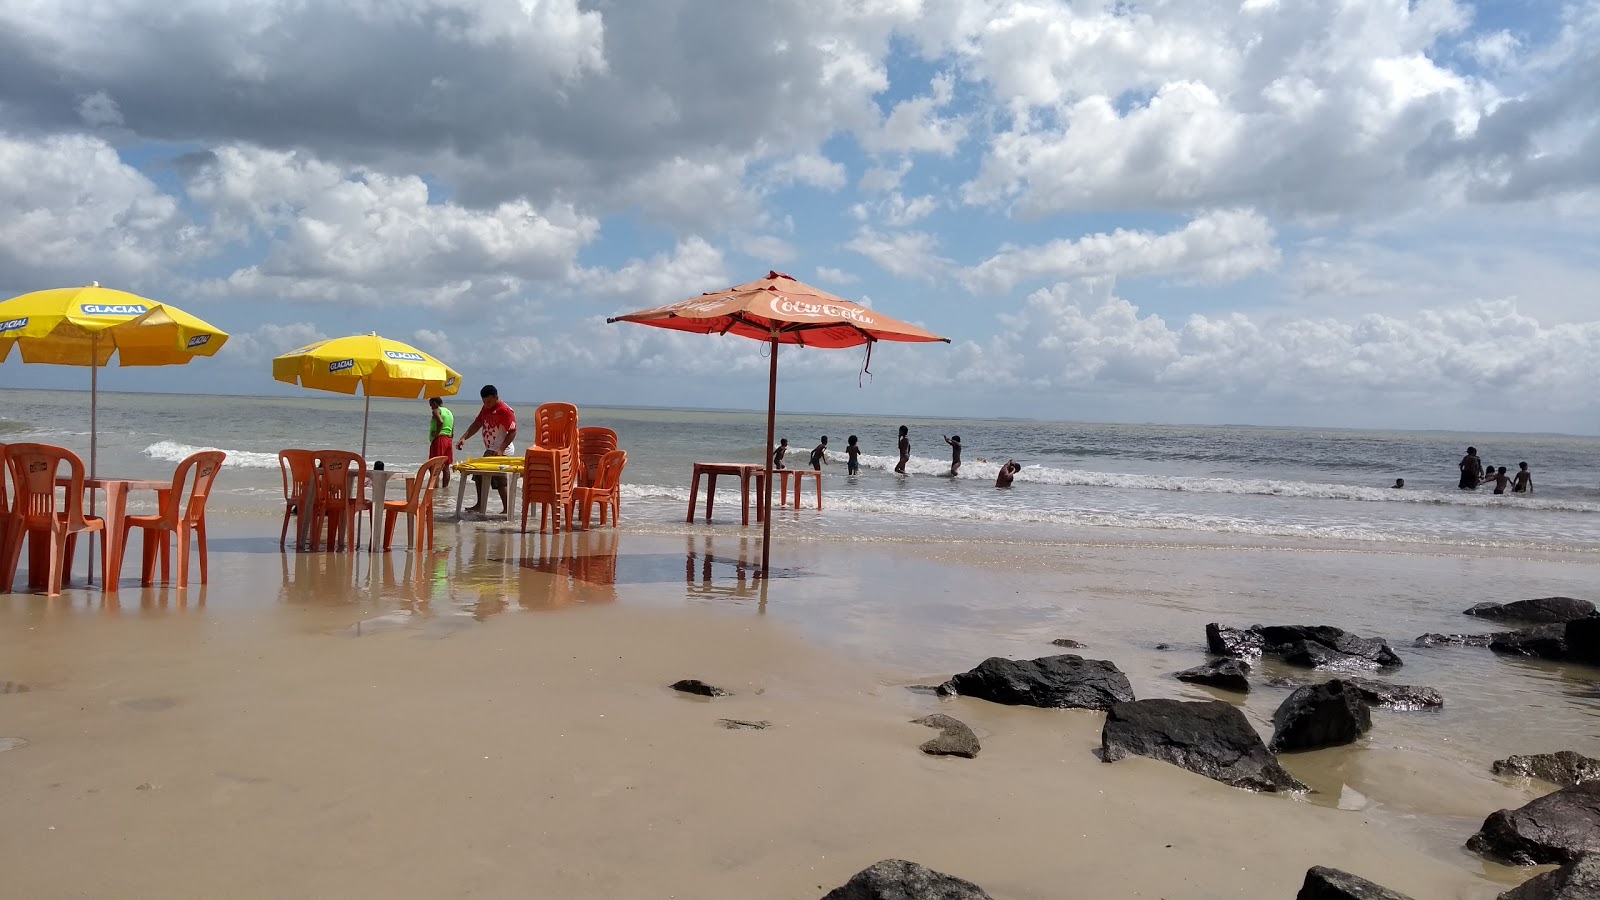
<box><xmin>46</xmin><ymin>529</ymin><xmax>66</xmax><ymax>597</ymax></box>
<box><xmin>1</xmin><ymin>524</ymin><xmax>23</xmax><ymax>593</ymax></box>
<box><xmin>139</xmin><ymin>526</ymin><xmax>159</xmax><ymax>586</ymax></box>
<box><xmin>177</xmin><ymin>525</ymin><xmax>193</xmax><ymax>588</ymax></box>
<box><xmin>198</xmin><ymin>520</ymin><xmax>209</xmax><ymax>584</ymax></box>
<box><xmin>280</xmin><ymin>506</ymin><xmax>291</xmax><ymax>549</ymax></box>
<box><xmin>520</xmin><ymin>495</ymin><xmax>530</xmax><ymax>533</ymax></box>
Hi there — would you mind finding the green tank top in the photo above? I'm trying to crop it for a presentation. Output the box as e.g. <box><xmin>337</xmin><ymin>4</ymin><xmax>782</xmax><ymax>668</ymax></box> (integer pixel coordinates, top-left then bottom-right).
<box><xmin>431</xmin><ymin>407</ymin><xmax>454</xmax><ymax>439</ymax></box>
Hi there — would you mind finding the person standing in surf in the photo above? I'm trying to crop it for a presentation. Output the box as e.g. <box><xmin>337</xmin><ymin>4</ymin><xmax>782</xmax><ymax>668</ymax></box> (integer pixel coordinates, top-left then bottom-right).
<box><xmin>996</xmin><ymin>459</ymin><xmax>1022</xmax><ymax>488</ymax></box>
<box><xmin>428</xmin><ymin>397</ymin><xmax>454</xmax><ymax>488</ymax></box>
<box><xmin>1512</xmin><ymin>462</ymin><xmax>1533</xmax><ymax>494</ymax></box>
<box><xmin>894</xmin><ymin>425</ymin><xmax>910</xmax><ymax>475</ymax></box>
<box><xmin>809</xmin><ymin>436</ymin><xmax>829</xmax><ymax>471</ymax></box>
<box><xmin>772</xmin><ymin>438</ymin><xmax>789</xmax><ymax>470</ymax></box>
<box><xmin>1458</xmin><ymin>446</ymin><xmax>1482</xmax><ymax>490</ymax></box>
<box><xmin>943</xmin><ymin>434</ymin><xmax>962</xmax><ymax>477</ymax></box>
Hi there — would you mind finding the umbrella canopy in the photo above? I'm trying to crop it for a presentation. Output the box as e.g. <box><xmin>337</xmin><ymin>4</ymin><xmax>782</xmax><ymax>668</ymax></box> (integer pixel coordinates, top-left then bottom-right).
<box><xmin>0</xmin><ymin>283</ymin><xmax>231</xmax><ymax>585</ymax></box>
<box><xmin>0</xmin><ymin>285</ymin><xmax>229</xmax><ymax>366</ymax></box>
<box><xmin>608</xmin><ymin>271</ymin><xmax>948</xmax><ymax>575</ymax></box>
<box><xmin>272</xmin><ymin>333</ymin><xmax>461</xmax><ymax>457</ymax></box>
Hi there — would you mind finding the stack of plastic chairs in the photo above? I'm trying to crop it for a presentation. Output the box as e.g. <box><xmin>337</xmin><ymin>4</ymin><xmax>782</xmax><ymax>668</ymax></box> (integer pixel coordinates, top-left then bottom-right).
<box><xmin>574</xmin><ymin>450</ymin><xmax>627</xmax><ymax>528</ymax></box>
<box><xmin>576</xmin><ymin>427</ymin><xmax>618</xmax><ymax>487</ymax></box>
<box><xmin>520</xmin><ymin>447</ymin><xmax>576</xmax><ymax>533</ymax></box>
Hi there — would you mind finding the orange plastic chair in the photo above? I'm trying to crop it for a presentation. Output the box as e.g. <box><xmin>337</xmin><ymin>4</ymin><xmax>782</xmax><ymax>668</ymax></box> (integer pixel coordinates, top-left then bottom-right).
<box><xmin>278</xmin><ymin>449</ymin><xmax>317</xmax><ymax>548</ymax></box>
<box><xmin>574</xmin><ymin>450</ymin><xmax>627</xmax><ymax>529</ymax></box>
<box><xmin>382</xmin><ymin>456</ymin><xmax>448</xmax><ymax>551</ymax></box>
<box><xmin>312</xmin><ymin>450</ymin><xmax>369</xmax><ymax>552</ymax></box>
<box><xmin>577</xmin><ymin>427</ymin><xmax>618</xmax><ymax>487</ymax></box>
<box><xmin>119</xmin><ymin>451</ymin><xmax>226</xmax><ymax>588</ymax></box>
<box><xmin>1</xmin><ymin>443</ymin><xmax>106</xmax><ymax>597</ymax></box>
<box><xmin>533</xmin><ymin>403</ymin><xmax>580</xmax><ymax>454</ymax></box>
<box><xmin>519</xmin><ymin>447</ymin><xmax>575</xmax><ymax>533</ymax></box>
<box><xmin>0</xmin><ymin>444</ymin><xmax>13</xmax><ymax>586</ymax></box>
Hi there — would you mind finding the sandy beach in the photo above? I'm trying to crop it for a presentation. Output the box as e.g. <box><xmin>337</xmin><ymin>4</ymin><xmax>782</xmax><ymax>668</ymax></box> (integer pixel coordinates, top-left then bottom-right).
<box><xmin>4</xmin><ymin>517</ymin><xmax>1591</xmax><ymax>899</ymax></box>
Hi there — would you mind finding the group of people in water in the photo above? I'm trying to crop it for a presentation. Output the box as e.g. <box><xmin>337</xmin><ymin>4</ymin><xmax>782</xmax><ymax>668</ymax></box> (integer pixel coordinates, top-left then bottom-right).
<box><xmin>771</xmin><ymin>428</ymin><xmax>1024</xmax><ymax>488</ymax></box>
<box><xmin>1456</xmin><ymin>447</ymin><xmax>1534</xmax><ymax>494</ymax></box>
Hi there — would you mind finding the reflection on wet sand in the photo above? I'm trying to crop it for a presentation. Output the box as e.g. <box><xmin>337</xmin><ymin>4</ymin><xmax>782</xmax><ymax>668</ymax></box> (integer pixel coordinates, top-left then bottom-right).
<box><xmin>685</xmin><ymin>536</ymin><xmax>766</xmax><ymax>607</ymax></box>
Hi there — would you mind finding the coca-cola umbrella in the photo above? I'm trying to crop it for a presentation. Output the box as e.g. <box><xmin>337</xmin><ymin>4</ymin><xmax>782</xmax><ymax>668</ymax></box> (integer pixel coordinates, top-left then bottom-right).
<box><xmin>607</xmin><ymin>271</ymin><xmax>948</xmax><ymax>574</ymax></box>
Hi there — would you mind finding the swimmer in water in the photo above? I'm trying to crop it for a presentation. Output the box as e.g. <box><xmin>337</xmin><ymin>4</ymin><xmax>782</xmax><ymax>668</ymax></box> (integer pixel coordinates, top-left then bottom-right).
<box><xmin>996</xmin><ymin>459</ymin><xmax>1022</xmax><ymax>488</ymax></box>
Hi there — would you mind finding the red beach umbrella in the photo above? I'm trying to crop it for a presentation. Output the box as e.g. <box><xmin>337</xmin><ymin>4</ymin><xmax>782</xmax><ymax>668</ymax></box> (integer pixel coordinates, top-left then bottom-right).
<box><xmin>608</xmin><ymin>271</ymin><xmax>949</xmax><ymax>574</ymax></box>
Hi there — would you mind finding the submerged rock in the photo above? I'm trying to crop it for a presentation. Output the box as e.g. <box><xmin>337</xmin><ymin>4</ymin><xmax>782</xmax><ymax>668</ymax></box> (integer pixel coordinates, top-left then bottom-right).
<box><xmin>1499</xmin><ymin>853</ymin><xmax>1600</xmax><ymax>900</ymax></box>
<box><xmin>1489</xmin><ymin>625</ymin><xmax>1569</xmax><ymax>660</ymax></box>
<box><xmin>1101</xmin><ymin>698</ymin><xmax>1306</xmax><ymax>793</ymax></box>
<box><xmin>670</xmin><ymin>679</ymin><xmax>731</xmax><ymax>697</ymax></box>
<box><xmin>1050</xmin><ymin>638</ymin><xmax>1085</xmax><ymax>648</ymax></box>
<box><xmin>912</xmin><ymin>714</ymin><xmax>980</xmax><ymax>759</ymax></box>
<box><xmin>1207</xmin><ymin>623</ymin><xmax>1402</xmax><ymax>670</ymax></box>
<box><xmin>820</xmin><ymin>859</ymin><xmax>993</xmax><ymax>900</ymax></box>
<box><xmin>939</xmin><ymin>654</ymin><xmax>1134</xmax><ymax>711</ymax></box>
<box><xmin>1270</xmin><ymin>680</ymin><xmax>1372</xmax><ymax>753</ymax></box>
<box><xmin>715</xmin><ymin>719</ymin><xmax>770</xmax><ymax>730</ymax></box>
<box><xmin>1467</xmin><ymin>782</ymin><xmax>1600</xmax><ymax>866</ymax></box>
<box><xmin>1493</xmin><ymin>752</ymin><xmax>1600</xmax><ymax>788</ymax></box>
<box><xmin>1296</xmin><ymin>866</ymin><xmax>1416</xmax><ymax>900</ymax></box>
<box><xmin>1173</xmin><ymin>659</ymin><xmax>1251</xmax><ymax>693</ymax></box>
<box><xmin>1466</xmin><ymin>598</ymin><xmax>1596</xmax><ymax>624</ymax></box>
<box><xmin>1345</xmin><ymin>678</ymin><xmax>1444</xmax><ymax>710</ymax></box>
<box><xmin>1414</xmin><ymin>632</ymin><xmax>1497</xmax><ymax>647</ymax></box>
<box><xmin>1566</xmin><ymin>618</ymin><xmax>1600</xmax><ymax>666</ymax></box>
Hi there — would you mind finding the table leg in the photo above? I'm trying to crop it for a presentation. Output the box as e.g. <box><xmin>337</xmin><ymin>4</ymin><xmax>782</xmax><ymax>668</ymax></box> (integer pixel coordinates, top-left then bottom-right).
<box><xmin>454</xmin><ymin>472</ymin><xmax>467</xmax><ymax>519</ymax></box>
<box><xmin>297</xmin><ymin>467</ymin><xmax>318</xmax><ymax>551</ymax></box>
<box><xmin>686</xmin><ymin>469</ymin><xmax>701</xmax><ymax>523</ymax></box>
<box><xmin>740</xmin><ymin>473</ymin><xmax>750</xmax><ymax>527</ymax></box>
<box><xmin>102</xmin><ymin>483</ymin><xmax>129</xmax><ymax>590</ymax></box>
<box><xmin>814</xmin><ymin>472</ymin><xmax>823</xmax><ymax>510</ymax></box>
<box><xmin>368</xmin><ymin>473</ymin><xmax>389</xmax><ymax>553</ymax></box>
<box><xmin>793</xmin><ymin>473</ymin><xmax>802</xmax><ymax>509</ymax></box>
<box><xmin>705</xmin><ymin>474</ymin><xmax>717</xmax><ymax>522</ymax></box>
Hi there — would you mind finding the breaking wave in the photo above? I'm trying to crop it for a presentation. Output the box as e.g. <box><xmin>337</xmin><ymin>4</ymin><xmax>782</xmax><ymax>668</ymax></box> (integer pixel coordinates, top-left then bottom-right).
<box><xmin>144</xmin><ymin>440</ymin><xmax>282</xmax><ymax>469</ymax></box>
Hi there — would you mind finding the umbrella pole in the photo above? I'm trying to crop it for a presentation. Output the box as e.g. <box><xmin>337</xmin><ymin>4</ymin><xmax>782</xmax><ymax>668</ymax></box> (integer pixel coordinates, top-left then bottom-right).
<box><xmin>760</xmin><ymin>336</ymin><xmax>777</xmax><ymax>577</ymax></box>
<box><xmin>87</xmin><ymin>337</ymin><xmax>98</xmax><ymax>586</ymax></box>
<box><xmin>361</xmin><ymin>393</ymin><xmax>371</xmax><ymax>459</ymax></box>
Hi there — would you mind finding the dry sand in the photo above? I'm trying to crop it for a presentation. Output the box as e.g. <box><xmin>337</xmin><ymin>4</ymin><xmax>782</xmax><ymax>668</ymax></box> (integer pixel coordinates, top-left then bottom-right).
<box><xmin>0</xmin><ymin>525</ymin><xmax>1555</xmax><ymax>899</ymax></box>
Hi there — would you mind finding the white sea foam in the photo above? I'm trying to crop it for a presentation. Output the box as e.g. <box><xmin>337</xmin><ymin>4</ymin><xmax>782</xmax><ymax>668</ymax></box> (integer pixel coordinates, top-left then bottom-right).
<box><xmin>144</xmin><ymin>440</ymin><xmax>282</xmax><ymax>469</ymax></box>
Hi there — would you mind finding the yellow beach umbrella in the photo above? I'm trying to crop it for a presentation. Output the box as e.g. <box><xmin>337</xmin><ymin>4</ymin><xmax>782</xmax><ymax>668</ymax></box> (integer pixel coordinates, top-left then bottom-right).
<box><xmin>0</xmin><ymin>284</ymin><xmax>230</xmax><ymax>478</ymax></box>
<box><xmin>272</xmin><ymin>333</ymin><xmax>461</xmax><ymax>457</ymax></box>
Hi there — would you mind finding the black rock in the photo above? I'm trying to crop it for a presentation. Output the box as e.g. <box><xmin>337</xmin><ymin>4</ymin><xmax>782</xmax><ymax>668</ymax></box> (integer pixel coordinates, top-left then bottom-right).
<box><xmin>820</xmin><ymin>859</ymin><xmax>993</xmax><ymax>900</ymax></box>
<box><xmin>1493</xmin><ymin>752</ymin><xmax>1600</xmax><ymax>788</ymax></box>
<box><xmin>1208</xmin><ymin>624</ymin><xmax>1402</xmax><ymax>669</ymax></box>
<box><xmin>940</xmin><ymin>655</ymin><xmax>1134</xmax><ymax>711</ymax></box>
<box><xmin>912</xmin><ymin>714</ymin><xmax>981</xmax><ymax>759</ymax></box>
<box><xmin>1414</xmin><ymin>632</ymin><xmax>1497</xmax><ymax>647</ymax></box>
<box><xmin>1296</xmin><ymin>866</ymin><xmax>1416</xmax><ymax>899</ymax></box>
<box><xmin>1050</xmin><ymin>638</ymin><xmax>1085</xmax><ymax>648</ymax></box>
<box><xmin>1345</xmin><ymin>678</ymin><xmax>1444</xmax><ymax>710</ymax></box>
<box><xmin>1467</xmin><ymin>782</ymin><xmax>1600</xmax><ymax>866</ymax></box>
<box><xmin>1101</xmin><ymin>698</ymin><xmax>1306</xmax><ymax>793</ymax></box>
<box><xmin>1490</xmin><ymin>625</ymin><xmax>1569</xmax><ymax>660</ymax></box>
<box><xmin>1206</xmin><ymin>623</ymin><xmax>1265</xmax><ymax>659</ymax></box>
<box><xmin>1499</xmin><ymin>853</ymin><xmax>1600</xmax><ymax>900</ymax></box>
<box><xmin>1466</xmin><ymin>598</ymin><xmax>1596</xmax><ymax>624</ymax></box>
<box><xmin>670</xmin><ymin>679</ymin><xmax>731</xmax><ymax>697</ymax></box>
<box><xmin>1566</xmin><ymin>618</ymin><xmax>1600</xmax><ymax>666</ymax></box>
<box><xmin>1154</xmin><ymin>643</ymin><xmax>1175</xmax><ymax>651</ymax></box>
<box><xmin>1270</xmin><ymin>680</ymin><xmax>1373</xmax><ymax>753</ymax></box>
<box><xmin>1255</xmin><ymin>625</ymin><xmax>1404</xmax><ymax>670</ymax></box>
<box><xmin>1173</xmin><ymin>659</ymin><xmax>1251</xmax><ymax>693</ymax></box>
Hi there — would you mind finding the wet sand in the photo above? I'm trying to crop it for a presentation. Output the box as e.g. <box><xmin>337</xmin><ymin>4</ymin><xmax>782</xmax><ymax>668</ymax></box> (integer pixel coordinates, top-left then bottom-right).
<box><xmin>1</xmin><ymin>520</ymin><xmax>1591</xmax><ymax>898</ymax></box>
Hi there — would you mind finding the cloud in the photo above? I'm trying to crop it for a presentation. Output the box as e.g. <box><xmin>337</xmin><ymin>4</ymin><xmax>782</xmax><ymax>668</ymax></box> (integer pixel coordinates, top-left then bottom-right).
<box><xmin>845</xmin><ymin>228</ymin><xmax>951</xmax><ymax>280</ymax></box>
<box><xmin>862</xmin><ymin>72</ymin><xmax>967</xmax><ymax>155</ymax></box>
<box><xmin>955</xmin><ymin>278</ymin><xmax>1600</xmax><ymax>410</ymax></box>
<box><xmin>765</xmin><ymin>152</ymin><xmax>848</xmax><ymax>191</ymax></box>
<box><xmin>577</xmin><ymin>236</ymin><xmax>730</xmax><ymax>309</ymax></box>
<box><xmin>226</xmin><ymin>321</ymin><xmax>328</xmax><ymax>364</ymax></box>
<box><xmin>0</xmin><ymin>132</ymin><xmax>205</xmax><ymax>293</ymax></box>
<box><xmin>815</xmin><ymin>266</ymin><xmax>859</xmax><ymax>284</ymax></box>
<box><xmin>962</xmin><ymin>209</ymin><xmax>1280</xmax><ymax>293</ymax></box>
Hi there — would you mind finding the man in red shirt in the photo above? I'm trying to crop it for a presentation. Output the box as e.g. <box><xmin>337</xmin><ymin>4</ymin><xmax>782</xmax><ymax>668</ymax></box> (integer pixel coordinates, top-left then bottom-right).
<box><xmin>455</xmin><ymin>384</ymin><xmax>519</xmax><ymax>514</ymax></box>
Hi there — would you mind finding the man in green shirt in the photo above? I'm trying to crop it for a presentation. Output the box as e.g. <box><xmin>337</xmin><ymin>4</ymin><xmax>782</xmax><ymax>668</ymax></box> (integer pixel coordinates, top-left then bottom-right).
<box><xmin>429</xmin><ymin>397</ymin><xmax>454</xmax><ymax>488</ymax></box>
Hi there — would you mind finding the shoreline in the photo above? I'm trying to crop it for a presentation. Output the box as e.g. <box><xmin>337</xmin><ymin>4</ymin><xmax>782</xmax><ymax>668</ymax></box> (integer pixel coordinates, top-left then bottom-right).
<box><xmin>4</xmin><ymin>521</ymin><xmax>1592</xmax><ymax>897</ymax></box>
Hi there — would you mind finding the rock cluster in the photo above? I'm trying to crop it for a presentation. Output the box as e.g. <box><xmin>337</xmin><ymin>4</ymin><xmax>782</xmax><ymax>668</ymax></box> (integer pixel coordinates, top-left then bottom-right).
<box><xmin>1207</xmin><ymin>623</ymin><xmax>1402</xmax><ymax>670</ymax></box>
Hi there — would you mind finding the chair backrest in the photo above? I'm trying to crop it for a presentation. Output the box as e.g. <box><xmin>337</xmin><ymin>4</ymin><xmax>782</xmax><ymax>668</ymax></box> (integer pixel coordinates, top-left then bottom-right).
<box><xmin>312</xmin><ymin>450</ymin><xmax>367</xmax><ymax>504</ymax></box>
<box><xmin>279</xmin><ymin>449</ymin><xmax>316</xmax><ymax>503</ymax></box>
<box><xmin>534</xmin><ymin>403</ymin><xmax>580</xmax><ymax>453</ymax></box>
<box><xmin>4</xmin><ymin>443</ymin><xmax>90</xmax><ymax>530</ymax></box>
<box><xmin>408</xmin><ymin>456</ymin><xmax>449</xmax><ymax>507</ymax></box>
<box><xmin>0</xmin><ymin>443</ymin><xmax>10</xmax><ymax>517</ymax></box>
<box><xmin>577</xmin><ymin>427</ymin><xmax>618</xmax><ymax>486</ymax></box>
<box><xmin>595</xmin><ymin>450</ymin><xmax>627</xmax><ymax>493</ymax></box>
<box><xmin>167</xmin><ymin>451</ymin><xmax>227</xmax><ymax>527</ymax></box>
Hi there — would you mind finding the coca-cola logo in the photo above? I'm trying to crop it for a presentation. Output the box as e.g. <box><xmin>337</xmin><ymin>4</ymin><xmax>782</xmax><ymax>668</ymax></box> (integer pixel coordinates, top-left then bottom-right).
<box><xmin>768</xmin><ymin>296</ymin><xmax>874</xmax><ymax>324</ymax></box>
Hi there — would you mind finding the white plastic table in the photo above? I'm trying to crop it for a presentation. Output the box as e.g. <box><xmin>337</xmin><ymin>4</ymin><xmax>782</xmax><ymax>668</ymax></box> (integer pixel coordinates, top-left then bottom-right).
<box><xmin>452</xmin><ymin>457</ymin><xmax>523</xmax><ymax>521</ymax></box>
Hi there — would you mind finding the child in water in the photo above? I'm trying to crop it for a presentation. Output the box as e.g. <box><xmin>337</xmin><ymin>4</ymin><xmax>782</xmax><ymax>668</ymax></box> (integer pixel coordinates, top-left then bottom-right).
<box><xmin>846</xmin><ymin>435</ymin><xmax>860</xmax><ymax>476</ymax></box>
<box><xmin>809</xmin><ymin>436</ymin><xmax>829</xmax><ymax>471</ymax></box>
<box><xmin>943</xmin><ymin>434</ymin><xmax>962</xmax><ymax>476</ymax></box>
<box><xmin>1512</xmin><ymin>462</ymin><xmax>1533</xmax><ymax>494</ymax></box>
<box><xmin>895</xmin><ymin>425</ymin><xmax>910</xmax><ymax>475</ymax></box>
<box><xmin>1485</xmin><ymin>466</ymin><xmax>1511</xmax><ymax>495</ymax></box>
<box><xmin>772</xmin><ymin>438</ymin><xmax>788</xmax><ymax>470</ymax></box>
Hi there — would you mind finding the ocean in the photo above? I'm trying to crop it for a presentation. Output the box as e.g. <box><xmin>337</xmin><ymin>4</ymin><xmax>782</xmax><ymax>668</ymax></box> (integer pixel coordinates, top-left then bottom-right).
<box><xmin>4</xmin><ymin>387</ymin><xmax>1598</xmax><ymax>552</ymax></box>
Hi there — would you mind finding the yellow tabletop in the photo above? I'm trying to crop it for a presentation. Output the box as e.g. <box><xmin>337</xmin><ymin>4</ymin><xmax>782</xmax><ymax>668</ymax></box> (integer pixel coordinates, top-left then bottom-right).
<box><xmin>452</xmin><ymin>456</ymin><xmax>524</xmax><ymax>474</ymax></box>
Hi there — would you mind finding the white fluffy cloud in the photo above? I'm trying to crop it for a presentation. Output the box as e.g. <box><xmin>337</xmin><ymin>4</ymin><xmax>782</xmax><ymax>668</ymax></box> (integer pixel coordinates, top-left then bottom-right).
<box><xmin>962</xmin><ymin>209</ymin><xmax>1280</xmax><ymax>292</ymax></box>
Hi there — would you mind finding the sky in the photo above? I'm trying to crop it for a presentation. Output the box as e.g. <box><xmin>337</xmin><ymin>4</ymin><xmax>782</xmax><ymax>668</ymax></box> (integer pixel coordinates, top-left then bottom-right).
<box><xmin>1</xmin><ymin>0</ymin><xmax>1599</xmax><ymax>433</ymax></box>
